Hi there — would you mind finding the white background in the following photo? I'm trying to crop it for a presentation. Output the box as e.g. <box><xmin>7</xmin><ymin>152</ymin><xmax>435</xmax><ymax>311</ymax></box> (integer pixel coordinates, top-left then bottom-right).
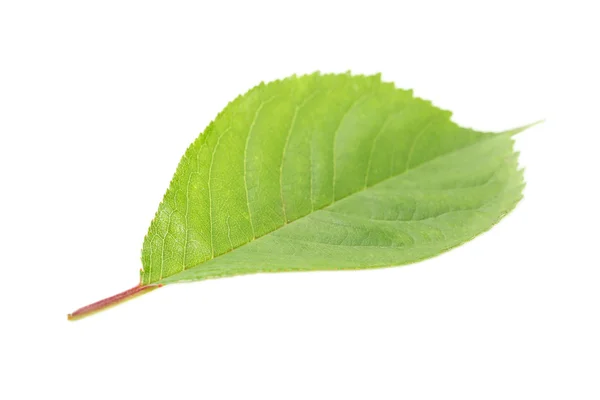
<box><xmin>1</xmin><ymin>1</ymin><xmax>599</xmax><ymax>399</ymax></box>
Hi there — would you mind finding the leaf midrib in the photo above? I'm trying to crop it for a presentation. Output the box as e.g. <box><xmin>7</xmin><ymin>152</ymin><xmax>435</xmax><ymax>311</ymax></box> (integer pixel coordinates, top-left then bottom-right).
<box><xmin>157</xmin><ymin>130</ymin><xmax>499</xmax><ymax>284</ymax></box>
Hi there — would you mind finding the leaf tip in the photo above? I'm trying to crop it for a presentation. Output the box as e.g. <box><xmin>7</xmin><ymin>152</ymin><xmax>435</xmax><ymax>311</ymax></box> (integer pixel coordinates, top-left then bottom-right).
<box><xmin>505</xmin><ymin>120</ymin><xmax>545</xmax><ymax>137</ymax></box>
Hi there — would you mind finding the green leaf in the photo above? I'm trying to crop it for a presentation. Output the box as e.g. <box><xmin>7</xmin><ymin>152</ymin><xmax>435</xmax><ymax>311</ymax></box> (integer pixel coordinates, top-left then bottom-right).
<box><xmin>69</xmin><ymin>72</ymin><xmax>535</xmax><ymax>319</ymax></box>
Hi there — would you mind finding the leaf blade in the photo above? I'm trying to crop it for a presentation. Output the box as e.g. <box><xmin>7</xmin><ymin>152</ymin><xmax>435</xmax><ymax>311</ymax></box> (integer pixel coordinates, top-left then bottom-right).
<box><xmin>141</xmin><ymin>73</ymin><xmax>529</xmax><ymax>286</ymax></box>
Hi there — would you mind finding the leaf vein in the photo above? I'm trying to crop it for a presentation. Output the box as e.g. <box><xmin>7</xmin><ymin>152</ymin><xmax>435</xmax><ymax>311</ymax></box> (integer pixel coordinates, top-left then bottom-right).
<box><xmin>279</xmin><ymin>91</ymin><xmax>320</xmax><ymax>223</ymax></box>
<box><xmin>244</xmin><ymin>96</ymin><xmax>276</xmax><ymax>238</ymax></box>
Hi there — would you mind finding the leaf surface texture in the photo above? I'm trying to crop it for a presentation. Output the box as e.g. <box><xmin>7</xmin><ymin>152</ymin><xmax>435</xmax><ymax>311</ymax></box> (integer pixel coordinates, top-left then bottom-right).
<box><xmin>141</xmin><ymin>73</ymin><xmax>527</xmax><ymax>285</ymax></box>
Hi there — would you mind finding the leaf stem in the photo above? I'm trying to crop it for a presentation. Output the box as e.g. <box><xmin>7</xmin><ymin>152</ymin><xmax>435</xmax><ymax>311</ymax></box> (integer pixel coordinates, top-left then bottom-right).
<box><xmin>68</xmin><ymin>284</ymin><xmax>161</xmax><ymax>321</ymax></box>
